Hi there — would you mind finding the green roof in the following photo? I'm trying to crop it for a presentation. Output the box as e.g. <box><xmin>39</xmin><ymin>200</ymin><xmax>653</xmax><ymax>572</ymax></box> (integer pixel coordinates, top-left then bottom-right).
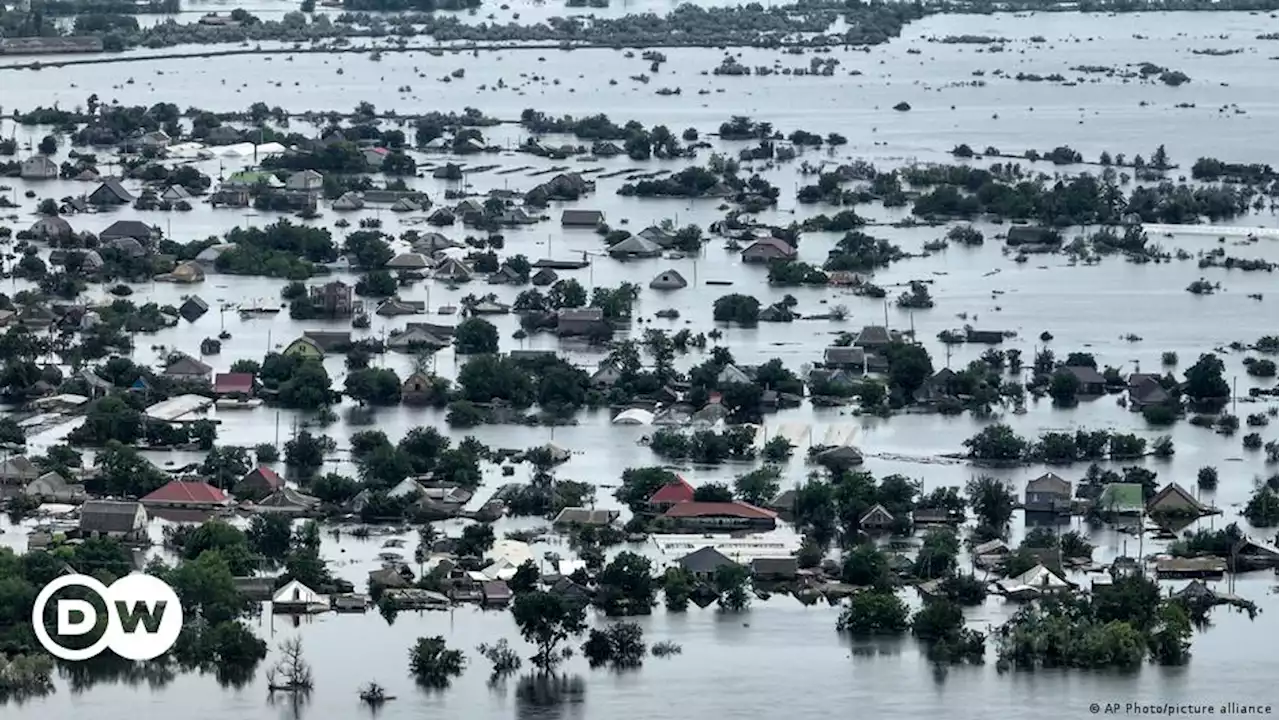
<box><xmin>1097</xmin><ymin>483</ymin><xmax>1143</xmax><ymax>513</ymax></box>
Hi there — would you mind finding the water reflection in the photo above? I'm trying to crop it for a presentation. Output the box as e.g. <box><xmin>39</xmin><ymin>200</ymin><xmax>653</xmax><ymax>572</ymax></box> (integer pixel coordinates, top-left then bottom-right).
<box><xmin>514</xmin><ymin>673</ymin><xmax>586</xmax><ymax>720</ymax></box>
<box><xmin>57</xmin><ymin>654</ymin><xmax>176</xmax><ymax>693</ymax></box>
<box><xmin>847</xmin><ymin>637</ymin><xmax>905</xmax><ymax>659</ymax></box>
<box><xmin>266</xmin><ymin>687</ymin><xmax>311</xmax><ymax>720</ymax></box>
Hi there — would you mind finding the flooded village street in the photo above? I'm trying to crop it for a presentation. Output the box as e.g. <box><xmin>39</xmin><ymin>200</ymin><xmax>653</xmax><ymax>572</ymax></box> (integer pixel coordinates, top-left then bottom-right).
<box><xmin>0</xmin><ymin>1</ymin><xmax>1277</xmax><ymax>719</ymax></box>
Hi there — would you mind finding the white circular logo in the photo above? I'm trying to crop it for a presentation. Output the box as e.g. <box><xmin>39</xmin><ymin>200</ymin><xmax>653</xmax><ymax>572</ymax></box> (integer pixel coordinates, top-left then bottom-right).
<box><xmin>32</xmin><ymin>573</ymin><xmax>183</xmax><ymax>661</ymax></box>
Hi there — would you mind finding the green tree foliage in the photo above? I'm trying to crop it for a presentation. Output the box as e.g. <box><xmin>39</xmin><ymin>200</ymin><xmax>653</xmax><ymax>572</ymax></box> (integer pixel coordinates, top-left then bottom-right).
<box><xmin>884</xmin><ymin>342</ymin><xmax>933</xmax><ymax>400</ymax></box>
<box><xmin>595</xmin><ymin>552</ymin><xmax>656</xmax><ymax>616</ymax></box>
<box><xmin>284</xmin><ymin>431</ymin><xmax>335</xmax><ymax>477</ymax></box>
<box><xmin>714</xmin><ymin>563</ymin><xmax>751</xmax><ymax>612</ymax></box>
<box><xmin>511</xmin><ymin>590</ymin><xmax>588</xmax><ymax>670</ymax></box>
<box><xmin>841</xmin><ymin>544</ymin><xmax>890</xmax><ymax>587</ymax></box>
<box><xmin>662</xmin><ymin>567</ymin><xmax>693</xmax><ymax>612</ymax></box>
<box><xmin>911</xmin><ymin>598</ymin><xmax>964</xmax><ymax>641</ymax></box>
<box><xmin>182</xmin><ymin>520</ymin><xmax>256</xmax><ymax>575</ymax></box>
<box><xmin>1183</xmin><ymin>353</ymin><xmax>1230</xmax><ymax>407</ymax></box>
<box><xmin>247</xmin><ymin>514</ymin><xmax>293</xmax><ymax>560</ymax></box>
<box><xmin>163</xmin><ymin>549</ymin><xmax>247</xmax><ymax>625</ymax></box>
<box><xmin>836</xmin><ymin>590</ymin><xmax>909</xmax><ymax>636</ymax></box>
<box><xmin>614</xmin><ymin>467</ymin><xmax>678</xmax><ymax>513</ymax></box>
<box><xmin>692</xmin><ymin>482</ymin><xmax>733</xmax><ymax>502</ymax></box>
<box><xmin>345</xmin><ymin>367</ymin><xmax>402</xmax><ymax>406</ymax></box>
<box><xmin>408</xmin><ymin>636</ymin><xmax>465</xmax><ymax>688</ymax></box>
<box><xmin>581</xmin><ymin>622</ymin><xmax>646</xmax><ymax>668</ymax></box>
<box><xmin>1048</xmin><ymin>370</ymin><xmax>1080</xmax><ymax>406</ymax></box>
<box><xmin>962</xmin><ymin>476</ymin><xmax>1013</xmax><ymax>527</ymax></box>
<box><xmin>199</xmin><ymin>446</ymin><xmax>252</xmax><ymax>491</ymax></box>
<box><xmin>454</xmin><ymin>317</ymin><xmax>500</xmax><ymax>354</ymax></box>
<box><xmin>1245</xmin><ymin>486</ymin><xmax>1279</xmax><ymax>527</ymax></box>
<box><xmin>913</xmin><ymin>528</ymin><xmax>960</xmax><ymax>580</ymax></box>
<box><xmin>734</xmin><ymin>465</ymin><xmax>782</xmax><ymax>507</ymax></box>
<box><xmin>963</xmin><ymin>424</ymin><xmax>1027</xmax><ymax>460</ymax></box>
<box><xmin>85</xmin><ymin>441</ymin><xmax>169</xmax><ymax>497</ymax></box>
<box><xmin>712</xmin><ymin>293</ymin><xmax>760</xmax><ymax>325</ymax></box>
<box><xmin>457</xmin><ymin>523</ymin><xmax>495</xmax><ymax>558</ymax></box>
<box><xmin>509</xmin><ymin>560</ymin><xmax>539</xmax><ymax>594</ymax></box>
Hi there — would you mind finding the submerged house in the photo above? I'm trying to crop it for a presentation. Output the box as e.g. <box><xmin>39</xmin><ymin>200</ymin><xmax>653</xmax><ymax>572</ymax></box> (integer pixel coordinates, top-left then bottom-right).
<box><xmin>677</xmin><ymin>546</ymin><xmax>739</xmax><ymax>581</ymax></box>
<box><xmin>272</xmin><ymin>579</ymin><xmax>329</xmax><ymax>614</ymax></box>
<box><xmin>213</xmin><ymin>372</ymin><xmax>254</xmax><ymax>397</ymax></box>
<box><xmin>858</xmin><ymin>503</ymin><xmax>895</xmax><ymax>531</ymax></box>
<box><xmin>235</xmin><ymin>466</ymin><xmax>283</xmax><ymax>498</ymax></box>
<box><xmin>649</xmin><ymin>269</ymin><xmax>688</xmax><ymax>290</ymax></box>
<box><xmin>1025</xmin><ymin>473</ymin><xmax>1072</xmax><ymax>514</ymax></box>
<box><xmin>661</xmin><ymin>501</ymin><xmax>777</xmax><ymax>532</ymax></box>
<box><xmin>552</xmin><ymin>507</ymin><xmax>620</xmax><ymax>527</ymax></box>
<box><xmin>401</xmin><ymin>371</ymin><xmax>436</xmax><ymax>404</ymax></box>
<box><xmin>556</xmin><ymin>308</ymin><xmax>608</xmax><ymax>337</ymax></box>
<box><xmin>1005</xmin><ymin>225</ymin><xmax>1061</xmax><ymax>247</ymax></box>
<box><xmin>647</xmin><ymin>476</ymin><xmax>695</xmax><ymax>513</ymax></box>
<box><xmin>24</xmin><ymin>471</ymin><xmax>86</xmax><ymax>503</ymax></box>
<box><xmin>607</xmin><ymin>236</ymin><xmax>662</xmax><ymax>258</ymax></box>
<box><xmin>283</xmin><ymin>335</ymin><xmax>325</xmax><ymax>359</ymax></box>
<box><xmin>996</xmin><ymin>564</ymin><xmax>1073</xmax><ymax>600</ymax></box>
<box><xmin>750</xmin><ymin>557</ymin><xmax>799</xmax><ymax>581</ymax></box>
<box><xmin>88</xmin><ymin>178</ymin><xmax>135</xmax><ymax>206</ymax></box>
<box><xmin>20</xmin><ymin>156</ymin><xmax>58</xmax><ymax>180</ymax></box>
<box><xmin>1096</xmin><ymin>483</ymin><xmax>1144</xmax><ymax>515</ymax></box>
<box><xmin>163</xmin><ymin>354</ymin><xmax>213</xmax><ymax>383</ymax></box>
<box><xmin>1128</xmin><ymin>375</ymin><xmax>1171</xmax><ymax>410</ymax></box>
<box><xmin>1064</xmin><ymin>365</ymin><xmax>1107</xmax><ymax>396</ymax></box>
<box><xmin>255</xmin><ymin>487</ymin><xmax>321</xmax><ymax>515</ymax></box>
<box><xmin>140</xmin><ymin>481</ymin><xmax>233</xmax><ymax>510</ymax></box>
<box><xmin>1146</xmin><ymin>483</ymin><xmax>1211</xmax><ymax>517</ymax></box>
<box><xmin>823</xmin><ymin>346</ymin><xmax>865</xmax><ymax>371</ymax></box>
<box><xmin>561</xmin><ymin>209</ymin><xmax>605</xmax><ymax>227</ymax></box>
<box><xmin>79</xmin><ymin>500</ymin><xmax>147</xmax><ymax>541</ymax></box>
<box><xmin>741</xmin><ymin>238</ymin><xmax>796</xmax><ymax>264</ymax></box>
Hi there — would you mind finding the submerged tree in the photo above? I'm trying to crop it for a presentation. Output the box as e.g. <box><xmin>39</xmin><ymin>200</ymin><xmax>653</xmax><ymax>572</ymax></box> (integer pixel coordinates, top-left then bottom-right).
<box><xmin>714</xmin><ymin>563</ymin><xmax>752</xmax><ymax>612</ymax></box>
<box><xmin>965</xmin><ymin>476</ymin><xmax>1015</xmax><ymax>530</ymax></box>
<box><xmin>477</xmin><ymin>639</ymin><xmax>522</xmax><ymax>681</ymax></box>
<box><xmin>0</xmin><ymin>653</ymin><xmax>55</xmax><ymax>701</ymax></box>
<box><xmin>511</xmin><ymin>590</ymin><xmax>587</xmax><ymax>670</ymax></box>
<box><xmin>266</xmin><ymin>636</ymin><xmax>313</xmax><ymax>692</ymax></box>
<box><xmin>581</xmin><ymin>622</ymin><xmax>646</xmax><ymax>669</ymax></box>
<box><xmin>409</xmin><ymin>636</ymin><xmax>466</xmax><ymax>688</ymax></box>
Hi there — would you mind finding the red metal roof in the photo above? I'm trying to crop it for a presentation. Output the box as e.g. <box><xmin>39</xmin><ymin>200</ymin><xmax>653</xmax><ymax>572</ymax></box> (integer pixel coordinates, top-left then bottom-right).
<box><xmin>662</xmin><ymin>501</ymin><xmax>776</xmax><ymax>520</ymax></box>
<box><xmin>647</xmin><ymin>477</ymin><xmax>695</xmax><ymax>505</ymax></box>
<box><xmin>141</xmin><ymin>481</ymin><xmax>230</xmax><ymax>505</ymax></box>
<box><xmin>214</xmin><ymin>372</ymin><xmax>254</xmax><ymax>394</ymax></box>
<box><xmin>241</xmin><ymin>466</ymin><xmax>282</xmax><ymax>490</ymax></box>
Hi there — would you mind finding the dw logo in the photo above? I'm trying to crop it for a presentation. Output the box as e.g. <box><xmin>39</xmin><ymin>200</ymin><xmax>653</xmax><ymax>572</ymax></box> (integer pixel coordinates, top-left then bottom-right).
<box><xmin>32</xmin><ymin>574</ymin><xmax>184</xmax><ymax>661</ymax></box>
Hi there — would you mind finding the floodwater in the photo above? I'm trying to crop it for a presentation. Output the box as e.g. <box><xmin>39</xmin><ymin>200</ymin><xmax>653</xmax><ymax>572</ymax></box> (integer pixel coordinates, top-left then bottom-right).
<box><xmin>1</xmin><ymin>6</ymin><xmax>1278</xmax><ymax>719</ymax></box>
